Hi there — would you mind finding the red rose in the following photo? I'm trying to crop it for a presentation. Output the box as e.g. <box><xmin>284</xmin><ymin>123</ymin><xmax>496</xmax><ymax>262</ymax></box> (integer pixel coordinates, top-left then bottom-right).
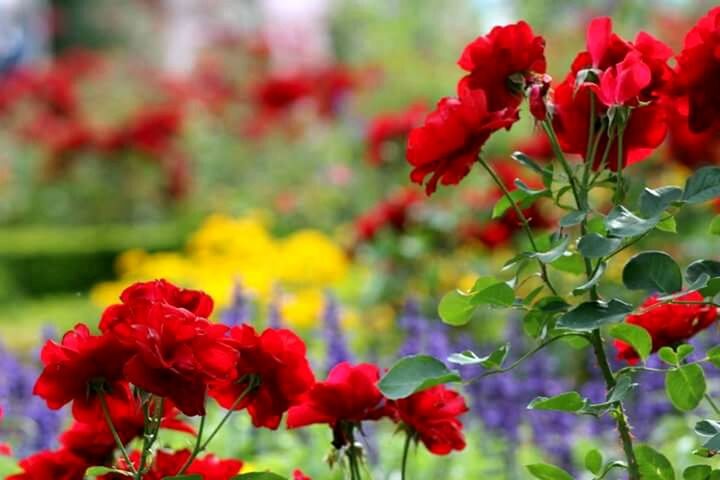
<box><xmin>100</xmin><ymin>449</ymin><xmax>242</xmax><ymax>480</ymax></box>
<box><xmin>587</xmin><ymin>52</ymin><xmax>651</xmax><ymax>107</ymax></box>
<box><xmin>7</xmin><ymin>449</ymin><xmax>90</xmax><ymax>480</ymax></box>
<box><xmin>407</xmin><ymin>83</ymin><xmax>517</xmax><ymax>195</ymax></box>
<box><xmin>395</xmin><ymin>385</ymin><xmax>469</xmax><ymax>455</ymax></box>
<box><xmin>666</xmin><ymin>101</ymin><xmax>720</xmax><ymax>168</ymax></box>
<box><xmin>287</xmin><ymin>362</ymin><xmax>394</xmax><ymax>431</ymax></box>
<box><xmin>33</xmin><ymin>323</ymin><xmax>133</xmax><ymax>423</ymax></box>
<box><xmin>294</xmin><ymin>469</ymin><xmax>312</xmax><ymax>480</ymax></box>
<box><xmin>209</xmin><ymin>325</ymin><xmax>315</xmax><ymax>429</ymax></box>
<box><xmin>100</xmin><ymin>280</ymin><xmax>238</xmax><ymax>416</ymax></box>
<box><xmin>675</xmin><ymin>7</ymin><xmax>720</xmax><ymax>132</ymax></box>
<box><xmin>552</xmin><ymin>78</ymin><xmax>667</xmax><ymax>171</ymax></box>
<box><xmin>365</xmin><ymin>103</ymin><xmax>426</xmax><ymax>166</ymax></box>
<box><xmin>99</xmin><ymin>106</ymin><xmax>183</xmax><ymax>156</ymax></box>
<box><xmin>0</xmin><ymin>407</ymin><xmax>11</xmax><ymax>456</ymax></box>
<box><xmin>615</xmin><ymin>291</ymin><xmax>718</xmax><ymax>364</ymax></box>
<box><xmin>60</xmin><ymin>390</ymin><xmax>194</xmax><ymax>464</ymax></box>
<box><xmin>458</xmin><ymin>21</ymin><xmax>546</xmax><ymax>112</ymax></box>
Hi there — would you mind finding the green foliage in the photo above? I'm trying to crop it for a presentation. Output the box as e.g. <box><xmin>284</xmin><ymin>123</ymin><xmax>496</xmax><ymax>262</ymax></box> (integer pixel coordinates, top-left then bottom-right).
<box><xmin>608</xmin><ymin>323</ymin><xmax>652</xmax><ymax>361</ymax></box>
<box><xmin>378</xmin><ymin>355</ymin><xmax>461</xmax><ymax>400</ymax></box>
<box><xmin>636</xmin><ymin>445</ymin><xmax>675</xmax><ymax>480</ymax></box>
<box><xmin>622</xmin><ymin>251</ymin><xmax>682</xmax><ymax>294</ymax></box>
<box><xmin>526</xmin><ymin>463</ymin><xmax>574</xmax><ymax>480</ymax></box>
<box><xmin>665</xmin><ymin>364</ymin><xmax>706</xmax><ymax>411</ymax></box>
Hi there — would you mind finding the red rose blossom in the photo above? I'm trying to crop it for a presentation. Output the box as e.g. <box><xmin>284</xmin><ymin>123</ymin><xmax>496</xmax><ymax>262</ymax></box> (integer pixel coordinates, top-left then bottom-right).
<box><xmin>674</xmin><ymin>7</ymin><xmax>720</xmax><ymax>132</ymax></box>
<box><xmin>615</xmin><ymin>291</ymin><xmax>718</xmax><ymax>363</ymax></box>
<box><xmin>294</xmin><ymin>469</ymin><xmax>312</xmax><ymax>480</ymax></box>
<box><xmin>287</xmin><ymin>362</ymin><xmax>394</xmax><ymax>432</ymax></box>
<box><xmin>355</xmin><ymin>187</ymin><xmax>423</xmax><ymax>242</ymax></box>
<box><xmin>100</xmin><ymin>280</ymin><xmax>238</xmax><ymax>416</ymax></box>
<box><xmin>7</xmin><ymin>449</ymin><xmax>90</xmax><ymax>480</ymax></box>
<box><xmin>407</xmin><ymin>83</ymin><xmax>517</xmax><ymax>195</ymax></box>
<box><xmin>0</xmin><ymin>407</ymin><xmax>11</xmax><ymax>456</ymax></box>
<box><xmin>100</xmin><ymin>449</ymin><xmax>242</xmax><ymax>480</ymax></box>
<box><xmin>394</xmin><ymin>385</ymin><xmax>469</xmax><ymax>455</ymax></box>
<box><xmin>33</xmin><ymin>323</ymin><xmax>133</xmax><ymax>423</ymax></box>
<box><xmin>209</xmin><ymin>325</ymin><xmax>315</xmax><ymax>429</ymax></box>
<box><xmin>458</xmin><ymin>21</ymin><xmax>546</xmax><ymax>112</ymax></box>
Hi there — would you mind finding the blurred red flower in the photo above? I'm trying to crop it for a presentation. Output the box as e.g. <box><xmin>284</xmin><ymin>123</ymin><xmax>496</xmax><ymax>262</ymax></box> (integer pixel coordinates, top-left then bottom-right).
<box><xmin>209</xmin><ymin>325</ymin><xmax>315</xmax><ymax>429</ymax></box>
<box><xmin>0</xmin><ymin>407</ymin><xmax>11</xmax><ymax>456</ymax></box>
<box><xmin>675</xmin><ymin>7</ymin><xmax>720</xmax><ymax>132</ymax></box>
<box><xmin>366</xmin><ymin>103</ymin><xmax>426</xmax><ymax>166</ymax></box>
<box><xmin>615</xmin><ymin>291</ymin><xmax>718</xmax><ymax>363</ymax></box>
<box><xmin>100</xmin><ymin>449</ymin><xmax>242</xmax><ymax>480</ymax></box>
<box><xmin>394</xmin><ymin>385</ymin><xmax>468</xmax><ymax>455</ymax></box>
<box><xmin>6</xmin><ymin>449</ymin><xmax>90</xmax><ymax>480</ymax></box>
<box><xmin>407</xmin><ymin>83</ymin><xmax>517</xmax><ymax>195</ymax></box>
<box><xmin>293</xmin><ymin>470</ymin><xmax>312</xmax><ymax>480</ymax></box>
<box><xmin>458</xmin><ymin>21</ymin><xmax>546</xmax><ymax>112</ymax></box>
<box><xmin>355</xmin><ymin>187</ymin><xmax>423</xmax><ymax>242</ymax></box>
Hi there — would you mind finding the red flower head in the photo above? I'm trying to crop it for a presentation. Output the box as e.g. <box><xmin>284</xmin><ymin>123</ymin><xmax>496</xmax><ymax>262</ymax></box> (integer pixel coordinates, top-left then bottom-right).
<box><xmin>615</xmin><ymin>291</ymin><xmax>718</xmax><ymax>364</ymax></box>
<box><xmin>354</xmin><ymin>187</ymin><xmax>423</xmax><ymax>242</ymax></box>
<box><xmin>7</xmin><ymin>449</ymin><xmax>90</xmax><ymax>480</ymax></box>
<box><xmin>365</xmin><ymin>103</ymin><xmax>426</xmax><ymax>166</ymax></box>
<box><xmin>286</xmin><ymin>362</ymin><xmax>394</xmax><ymax>436</ymax></box>
<box><xmin>33</xmin><ymin>323</ymin><xmax>133</xmax><ymax>423</ymax></box>
<box><xmin>666</xmin><ymin>101</ymin><xmax>720</xmax><ymax>168</ymax></box>
<box><xmin>100</xmin><ymin>280</ymin><xmax>237</xmax><ymax>416</ymax></box>
<box><xmin>458</xmin><ymin>21</ymin><xmax>546</xmax><ymax>112</ymax></box>
<box><xmin>209</xmin><ymin>325</ymin><xmax>315</xmax><ymax>429</ymax></box>
<box><xmin>407</xmin><ymin>83</ymin><xmax>517</xmax><ymax>195</ymax></box>
<box><xmin>675</xmin><ymin>7</ymin><xmax>720</xmax><ymax>132</ymax></box>
<box><xmin>60</xmin><ymin>390</ymin><xmax>195</xmax><ymax>465</ymax></box>
<box><xmin>254</xmin><ymin>73</ymin><xmax>314</xmax><ymax>113</ymax></box>
<box><xmin>553</xmin><ymin>17</ymin><xmax>673</xmax><ymax>171</ymax></box>
<box><xmin>0</xmin><ymin>407</ymin><xmax>11</xmax><ymax>456</ymax></box>
<box><xmin>100</xmin><ymin>105</ymin><xmax>183</xmax><ymax>156</ymax></box>
<box><xmin>100</xmin><ymin>449</ymin><xmax>242</xmax><ymax>480</ymax></box>
<box><xmin>294</xmin><ymin>470</ymin><xmax>312</xmax><ymax>480</ymax></box>
<box><xmin>394</xmin><ymin>385</ymin><xmax>469</xmax><ymax>455</ymax></box>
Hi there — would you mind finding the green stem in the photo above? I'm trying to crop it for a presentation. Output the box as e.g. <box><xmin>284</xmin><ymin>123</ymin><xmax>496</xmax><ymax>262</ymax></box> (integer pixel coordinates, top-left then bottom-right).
<box><xmin>136</xmin><ymin>396</ymin><xmax>163</xmax><ymax>478</ymax></box>
<box><xmin>589</xmin><ymin>332</ymin><xmax>640</xmax><ymax>479</ymax></box>
<box><xmin>468</xmin><ymin>332</ymin><xmax>589</xmax><ymax>383</ymax></box>
<box><xmin>542</xmin><ymin>120</ymin><xmax>584</xmax><ymax>210</ymax></box>
<box><xmin>476</xmin><ymin>156</ymin><xmax>559</xmax><ymax>296</ymax></box>
<box><xmin>706</xmin><ymin>394</ymin><xmax>720</xmax><ymax>417</ymax></box>
<box><xmin>401</xmin><ymin>433</ymin><xmax>412</xmax><ymax>480</ymax></box>
<box><xmin>98</xmin><ymin>391</ymin><xmax>137</xmax><ymax>475</ymax></box>
<box><xmin>177</xmin><ymin>381</ymin><xmax>255</xmax><ymax>475</ymax></box>
<box><xmin>615</xmin><ymin>128</ymin><xmax>626</xmax><ymax>203</ymax></box>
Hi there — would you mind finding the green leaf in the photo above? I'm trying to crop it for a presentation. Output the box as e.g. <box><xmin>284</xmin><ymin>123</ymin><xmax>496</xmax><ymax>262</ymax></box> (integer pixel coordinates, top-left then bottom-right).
<box><xmin>636</xmin><ymin>445</ymin><xmax>676</xmax><ymax>480</ymax></box>
<box><xmin>683</xmin><ymin>166</ymin><xmax>720</xmax><ymax>204</ymax></box>
<box><xmin>560</xmin><ymin>210</ymin><xmax>587</xmax><ymax>228</ymax></box>
<box><xmin>577</xmin><ymin>233</ymin><xmax>622</xmax><ymax>258</ymax></box>
<box><xmin>533</xmin><ymin>236</ymin><xmax>570</xmax><ymax>264</ymax></box>
<box><xmin>656</xmin><ymin>216</ymin><xmax>677</xmax><ymax>233</ymax></box>
<box><xmin>584</xmin><ymin>449</ymin><xmax>603</xmax><ymax>475</ymax></box>
<box><xmin>640</xmin><ymin>186</ymin><xmax>683</xmax><ymax>217</ymax></box>
<box><xmin>666</xmin><ymin>364</ymin><xmax>706</xmax><ymax>411</ymax></box>
<box><xmin>550</xmin><ymin>252</ymin><xmax>586</xmax><ymax>274</ymax></box>
<box><xmin>527</xmin><ymin>391</ymin><xmax>586</xmax><ymax>412</ymax></box>
<box><xmin>695</xmin><ymin>419</ymin><xmax>720</xmax><ymax>437</ymax></box>
<box><xmin>687</xmin><ymin>260</ymin><xmax>720</xmax><ymax>284</ymax></box>
<box><xmin>606</xmin><ymin>206</ymin><xmax>660</xmax><ymax>238</ymax></box>
<box><xmin>608</xmin><ymin>323</ymin><xmax>652</xmax><ymax>361</ymax></box>
<box><xmin>704</xmin><ymin>433</ymin><xmax>720</xmax><ymax>450</ymax></box>
<box><xmin>526</xmin><ymin>463</ymin><xmax>574</xmax><ymax>480</ymax></box>
<box><xmin>710</xmin><ymin>216</ymin><xmax>720</xmax><ymax>236</ymax></box>
<box><xmin>707</xmin><ymin>345</ymin><xmax>720</xmax><ymax>368</ymax></box>
<box><xmin>438</xmin><ymin>290</ymin><xmax>474</xmax><ymax>326</ymax></box>
<box><xmin>378</xmin><ymin>355</ymin><xmax>461</xmax><ymax>400</ymax></box>
<box><xmin>572</xmin><ymin>261</ymin><xmax>606</xmax><ymax>296</ymax></box>
<box><xmin>493</xmin><ymin>189</ymin><xmax>531</xmax><ymax>219</ymax></box>
<box><xmin>677</xmin><ymin>344</ymin><xmax>695</xmax><ymax>362</ymax></box>
<box><xmin>230</xmin><ymin>474</ymin><xmax>287</xmax><ymax>480</ymax></box>
<box><xmin>447</xmin><ymin>344</ymin><xmax>509</xmax><ymax>369</ymax></box>
<box><xmin>469</xmin><ymin>277</ymin><xmax>514</xmax><ymax>307</ymax></box>
<box><xmin>622</xmin><ymin>251</ymin><xmax>682</xmax><ymax>293</ymax></box>
<box><xmin>658</xmin><ymin>346</ymin><xmax>678</xmax><ymax>365</ymax></box>
<box><xmin>683</xmin><ymin>465</ymin><xmax>712</xmax><ymax>480</ymax></box>
<box><xmin>556</xmin><ymin>299</ymin><xmax>632</xmax><ymax>330</ymax></box>
<box><xmin>511</xmin><ymin>151</ymin><xmax>554</xmax><ymax>188</ymax></box>
<box><xmin>536</xmin><ymin>296</ymin><xmax>570</xmax><ymax>312</ymax></box>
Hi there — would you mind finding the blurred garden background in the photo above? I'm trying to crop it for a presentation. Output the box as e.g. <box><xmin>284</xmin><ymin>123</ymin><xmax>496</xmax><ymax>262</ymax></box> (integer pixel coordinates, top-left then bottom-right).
<box><xmin>1</xmin><ymin>0</ymin><xmax>720</xmax><ymax>478</ymax></box>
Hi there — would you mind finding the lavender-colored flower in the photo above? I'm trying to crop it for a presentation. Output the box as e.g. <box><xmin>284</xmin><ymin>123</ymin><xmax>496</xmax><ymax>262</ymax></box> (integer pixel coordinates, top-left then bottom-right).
<box><xmin>266</xmin><ymin>294</ymin><xmax>283</xmax><ymax>329</ymax></box>
<box><xmin>398</xmin><ymin>298</ymin><xmax>428</xmax><ymax>357</ymax></box>
<box><xmin>323</xmin><ymin>292</ymin><xmax>352</xmax><ymax>372</ymax></box>
<box><xmin>221</xmin><ymin>280</ymin><xmax>252</xmax><ymax>326</ymax></box>
<box><xmin>0</xmin><ymin>343</ymin><xmax>64</xmax><ymax>457</ymax></box>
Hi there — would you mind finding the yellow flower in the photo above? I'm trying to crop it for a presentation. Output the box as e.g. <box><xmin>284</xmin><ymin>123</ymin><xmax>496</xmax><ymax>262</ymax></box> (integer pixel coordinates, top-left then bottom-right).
<box><xmin>278</xmin><ymin>230</ymin><xmax>349</xmax><ymax>287</ymax></box>
<box><xmin>281</xmin><ymin>288</ymin><xmax>325</xmax><ymax>329</ymax></box>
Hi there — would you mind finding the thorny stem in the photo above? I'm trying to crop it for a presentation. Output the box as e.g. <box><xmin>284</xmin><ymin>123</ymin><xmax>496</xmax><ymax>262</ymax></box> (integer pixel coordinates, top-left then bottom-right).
<box><xmin>476</xmin><ymin>155</ymin><xmax>559</xmax><ymax>296</ymax></box>
<box><xmin>137</xmin><ymin>396</ymin><xmax>164</xmax><ymax>478</ymax></box>
<box><xmin>98</xmin><ymin>391</ymin><xmax>138</xmax><ymax>476</ymax></box>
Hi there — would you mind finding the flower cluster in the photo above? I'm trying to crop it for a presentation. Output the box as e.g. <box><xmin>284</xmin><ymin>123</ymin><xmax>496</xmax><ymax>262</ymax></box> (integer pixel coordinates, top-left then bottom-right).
<box><xmin>11</xmin><ymin>280</ymin><xmax>468</xmax><ymax>479</ymax></box>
